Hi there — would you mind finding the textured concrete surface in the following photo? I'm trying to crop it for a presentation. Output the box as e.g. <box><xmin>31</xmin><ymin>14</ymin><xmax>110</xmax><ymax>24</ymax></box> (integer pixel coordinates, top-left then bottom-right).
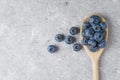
<box><xmin>0</xmin><ymin>0</ymin><xmax>120</xmax><ymax>80</ymax></box>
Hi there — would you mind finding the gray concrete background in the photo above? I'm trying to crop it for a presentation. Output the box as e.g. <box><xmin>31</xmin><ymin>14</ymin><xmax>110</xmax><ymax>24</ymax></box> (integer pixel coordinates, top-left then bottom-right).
<box><xmin>0</xmin><ymin>0</ymin><xmax>120</xmax><ymax>80</ymax></box>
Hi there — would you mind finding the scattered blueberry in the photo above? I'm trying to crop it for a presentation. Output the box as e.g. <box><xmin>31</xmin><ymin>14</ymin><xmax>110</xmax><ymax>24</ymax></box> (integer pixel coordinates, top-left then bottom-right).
<box><xmin>89</xmin><ymin>15</ymin><xmax>101</xmax><ymax>24</ymax></box>
<box><xmin>73</xmin><ymin>43</ymin><xmax>82</xmax><ymax>51</ymax></box>
<box><xmin>98</xmin><ymin>40</ymin><xmax>106</xmax><ymax>48</ymax></box>
<box><xmin>55</xmin><ymin>34</ymin><xmax>64</xmax><ymax>42</ymax></box>
<box><xmin>81</xmin><ymin>38</ymin><xmax>88</xmax><ymax>45</ymax></box>
<box><xmin>100</xmin><ymin>22</ymin><xmax>106</xmax><ymax>29</ymax></box>
<box><xmin>65</xmin><ymin>35</ymin><xmax>75</xmax><ymax>44</ymax></box>
<box><xmin>88</xmin><ymin>40</ymin><xmax>96</xmax><ymax>47</ymax></box>
<box><xmin>69</xmin><ymin>27</ymin><xmax>79</xmax><ymax>35</ymax></box>
<box><xmin>94</xmin><ymin>32</ymin><xmax>103</xmax><ymax>42</ymax></box>
<box><xmin>89</xmin><ymin>46</ymin><xmax>98</xmax><ymax>52</ymax></box>
<box><xmin>83</xmin><ymin>22</ymin><xmax>90</xmax><ymax>30</ymax></box>
<box><xmin>47</xmin><ymin>45</ymin><xmax>57</xmax><ymax>53</ymax></box>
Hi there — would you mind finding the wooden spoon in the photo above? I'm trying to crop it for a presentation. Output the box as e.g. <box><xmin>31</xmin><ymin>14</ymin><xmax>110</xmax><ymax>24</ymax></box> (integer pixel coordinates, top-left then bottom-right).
<box><xmin>80</xmin><ymin>14</ymin><xmax>108</xmax><ymax>80</ymax></box>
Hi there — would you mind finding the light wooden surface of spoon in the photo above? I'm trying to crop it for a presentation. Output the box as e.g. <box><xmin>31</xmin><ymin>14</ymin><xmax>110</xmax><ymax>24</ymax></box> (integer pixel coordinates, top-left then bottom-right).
<box><xmin>80</xmin><ymin>14</ymin><xmax>108</xmax><ymax>80</ymax></box>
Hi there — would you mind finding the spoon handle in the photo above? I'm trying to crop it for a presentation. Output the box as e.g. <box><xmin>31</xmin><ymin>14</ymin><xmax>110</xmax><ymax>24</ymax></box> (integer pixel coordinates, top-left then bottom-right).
<box><xmin>92</xmin><ymin>58</ymin><xmax>99</xmax><ymax>80</ymax></box>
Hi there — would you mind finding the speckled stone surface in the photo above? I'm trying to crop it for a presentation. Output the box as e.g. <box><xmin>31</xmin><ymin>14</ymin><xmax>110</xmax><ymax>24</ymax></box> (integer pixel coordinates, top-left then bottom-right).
<box><xmin>0</xmin><ymin>0</ymin><xmax>120</xmax><ymax>80</ymax></box>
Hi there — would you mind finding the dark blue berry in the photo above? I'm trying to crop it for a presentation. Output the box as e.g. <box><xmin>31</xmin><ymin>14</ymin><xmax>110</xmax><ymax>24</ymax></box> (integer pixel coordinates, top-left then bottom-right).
<box><xmin>55</xmin><ymin>34</ymin><xmax>64</xmax><ymax>42</ymax></box>
<box><xmin>83</xmin><ymin>28</ymin><xmax>94</xmax><ymax>38</ymax></box>
<box><xmin>94</xmin><ymin>32</ymin><xmax>103</xmax><ymax>42</ymax></box>
<box><xmin>65</xmin><ymin>35</ymin><xmax>75</xmax><ymax>44</ymax></box>
<box><xmin>88</xmin><ymin>40</ymin><xmax>96</xmax><ymax>47</ymax></box>
<box><xmin>81</xmin><ymin>38</ymin><xmax>88</xmax><ymax>45</ymax></box>
<box><xmin>92</xmin><ymin>24</ymin><xmax>101</xmax><ymax>31</ymax></box>
<box><xmin>98</xmin><ymin>40</ymin><xmax>106</xmax><ymax>48</ymax></box>
<box><xmin>47</xmin><ymin>45</ymin><xmax>57</xmax><ymax>53</ymax></box>
<box><xmin>89</xmin><ymin>15</ymin><xmax>101</xmax><ymax>24</ymax></box>
<box><xmin>73</xmin><ymin>43</ymin><xmax>82</xmax><ymax>51</ymax></box>
<box><xmin>100</xmin><ymin>22</ymin><xmax>106</xmax><ymax>29</ymax></box>
<box><xmin>89</xmin><ymin>46</ymin><xmax>98</xmax><ymax>52</ymax></box>
<box><xmin>83</xmin><ymin>22</ymin><xmax>90</xmax><ymax>30</ymax></box>
<box><xmin>99</xmin><ymin>29</ymin><xmax>106</xmax><ymax>37</ymax></box>
<box><xmin>69</xmin><ymin>27</ymin><xmax>79</xmax><ymax>35</ymax></box>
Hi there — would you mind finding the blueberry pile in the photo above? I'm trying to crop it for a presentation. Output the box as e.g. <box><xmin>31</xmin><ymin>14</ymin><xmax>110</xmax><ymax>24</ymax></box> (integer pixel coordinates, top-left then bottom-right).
<box><xmin>47</xmin><ymin>27</ymin><xmax>82</xmax><ymax>53</ymax></box>
<box><xmin>81</xmin><ymin>15</ymin><xmax>106</xmax><ymax>52</ymax></box>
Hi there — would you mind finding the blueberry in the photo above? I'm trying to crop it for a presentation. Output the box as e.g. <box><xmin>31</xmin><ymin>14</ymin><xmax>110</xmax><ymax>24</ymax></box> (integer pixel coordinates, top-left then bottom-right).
<box><xmin>83</xmin><ymin>28</ymin><xmax>94</xmax><ymax>38</ymax></box>
<box><xmin>100</xmin><ymin>22</ymin><xmax>106</xmax><ymax>29</ymax></box>
<box><xmin>94</xmin><ymin>32</ymin><xmax>103</xmax><ymax>42</ymax></box>
<box><xmin>89</xmin><ymin>46</ymin><xmax>98</xmax><ymax>52</ymax></box>
<box><xmin>69</xmin><ymin>27</ymin><xmax>79</xmax><ymax>35</ymax></box>
<box><xmin>98</xmin><ymin>40</ymin><xmax>106</xmax><ymax>48</ymax></box>
<box><xmin>73</xmin><ymin>43</ymin><xmax>82</xmax><ymax>51</ymax></box>
<box><xmin>65</xmin><ymin>35</ymin><xmax>75</xmax><ymax>44</ymax></box>
<box><xmin>55</xmin><ymin>34</ymin><xmax>64</xmax><ymax>42</ymax></box>
<box><xmin>88</xmin><ymin>40</ymin><xmax>96</xmax><ymax>47</ymax></box>
<box><xmin>92</xmin><ymin>24</ymin><xmax>101</xmax><ymax>31</ymax></box>
<box><xmin>83</xmin><ymin>22</ymin><xmax>90</xmax><ymax>30</ymax></box>
<box><xmin>99</xmin><ymin>29</ymin><xmax>106</xmax><ymax>37</ymax></box>
<box><xmin>81</xmin><ymin>38</ymin><xmax>88</xmax><ymax>45</ymax></box>
<box><xmin>89</xmin><ymin>15</ymin><xmax>101</xmax><ymax>24</ymax></box>
<box><xmin>47</xmin><ymin>45</ymin><xmax>57</xmax><ymax>53</ymax></box>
